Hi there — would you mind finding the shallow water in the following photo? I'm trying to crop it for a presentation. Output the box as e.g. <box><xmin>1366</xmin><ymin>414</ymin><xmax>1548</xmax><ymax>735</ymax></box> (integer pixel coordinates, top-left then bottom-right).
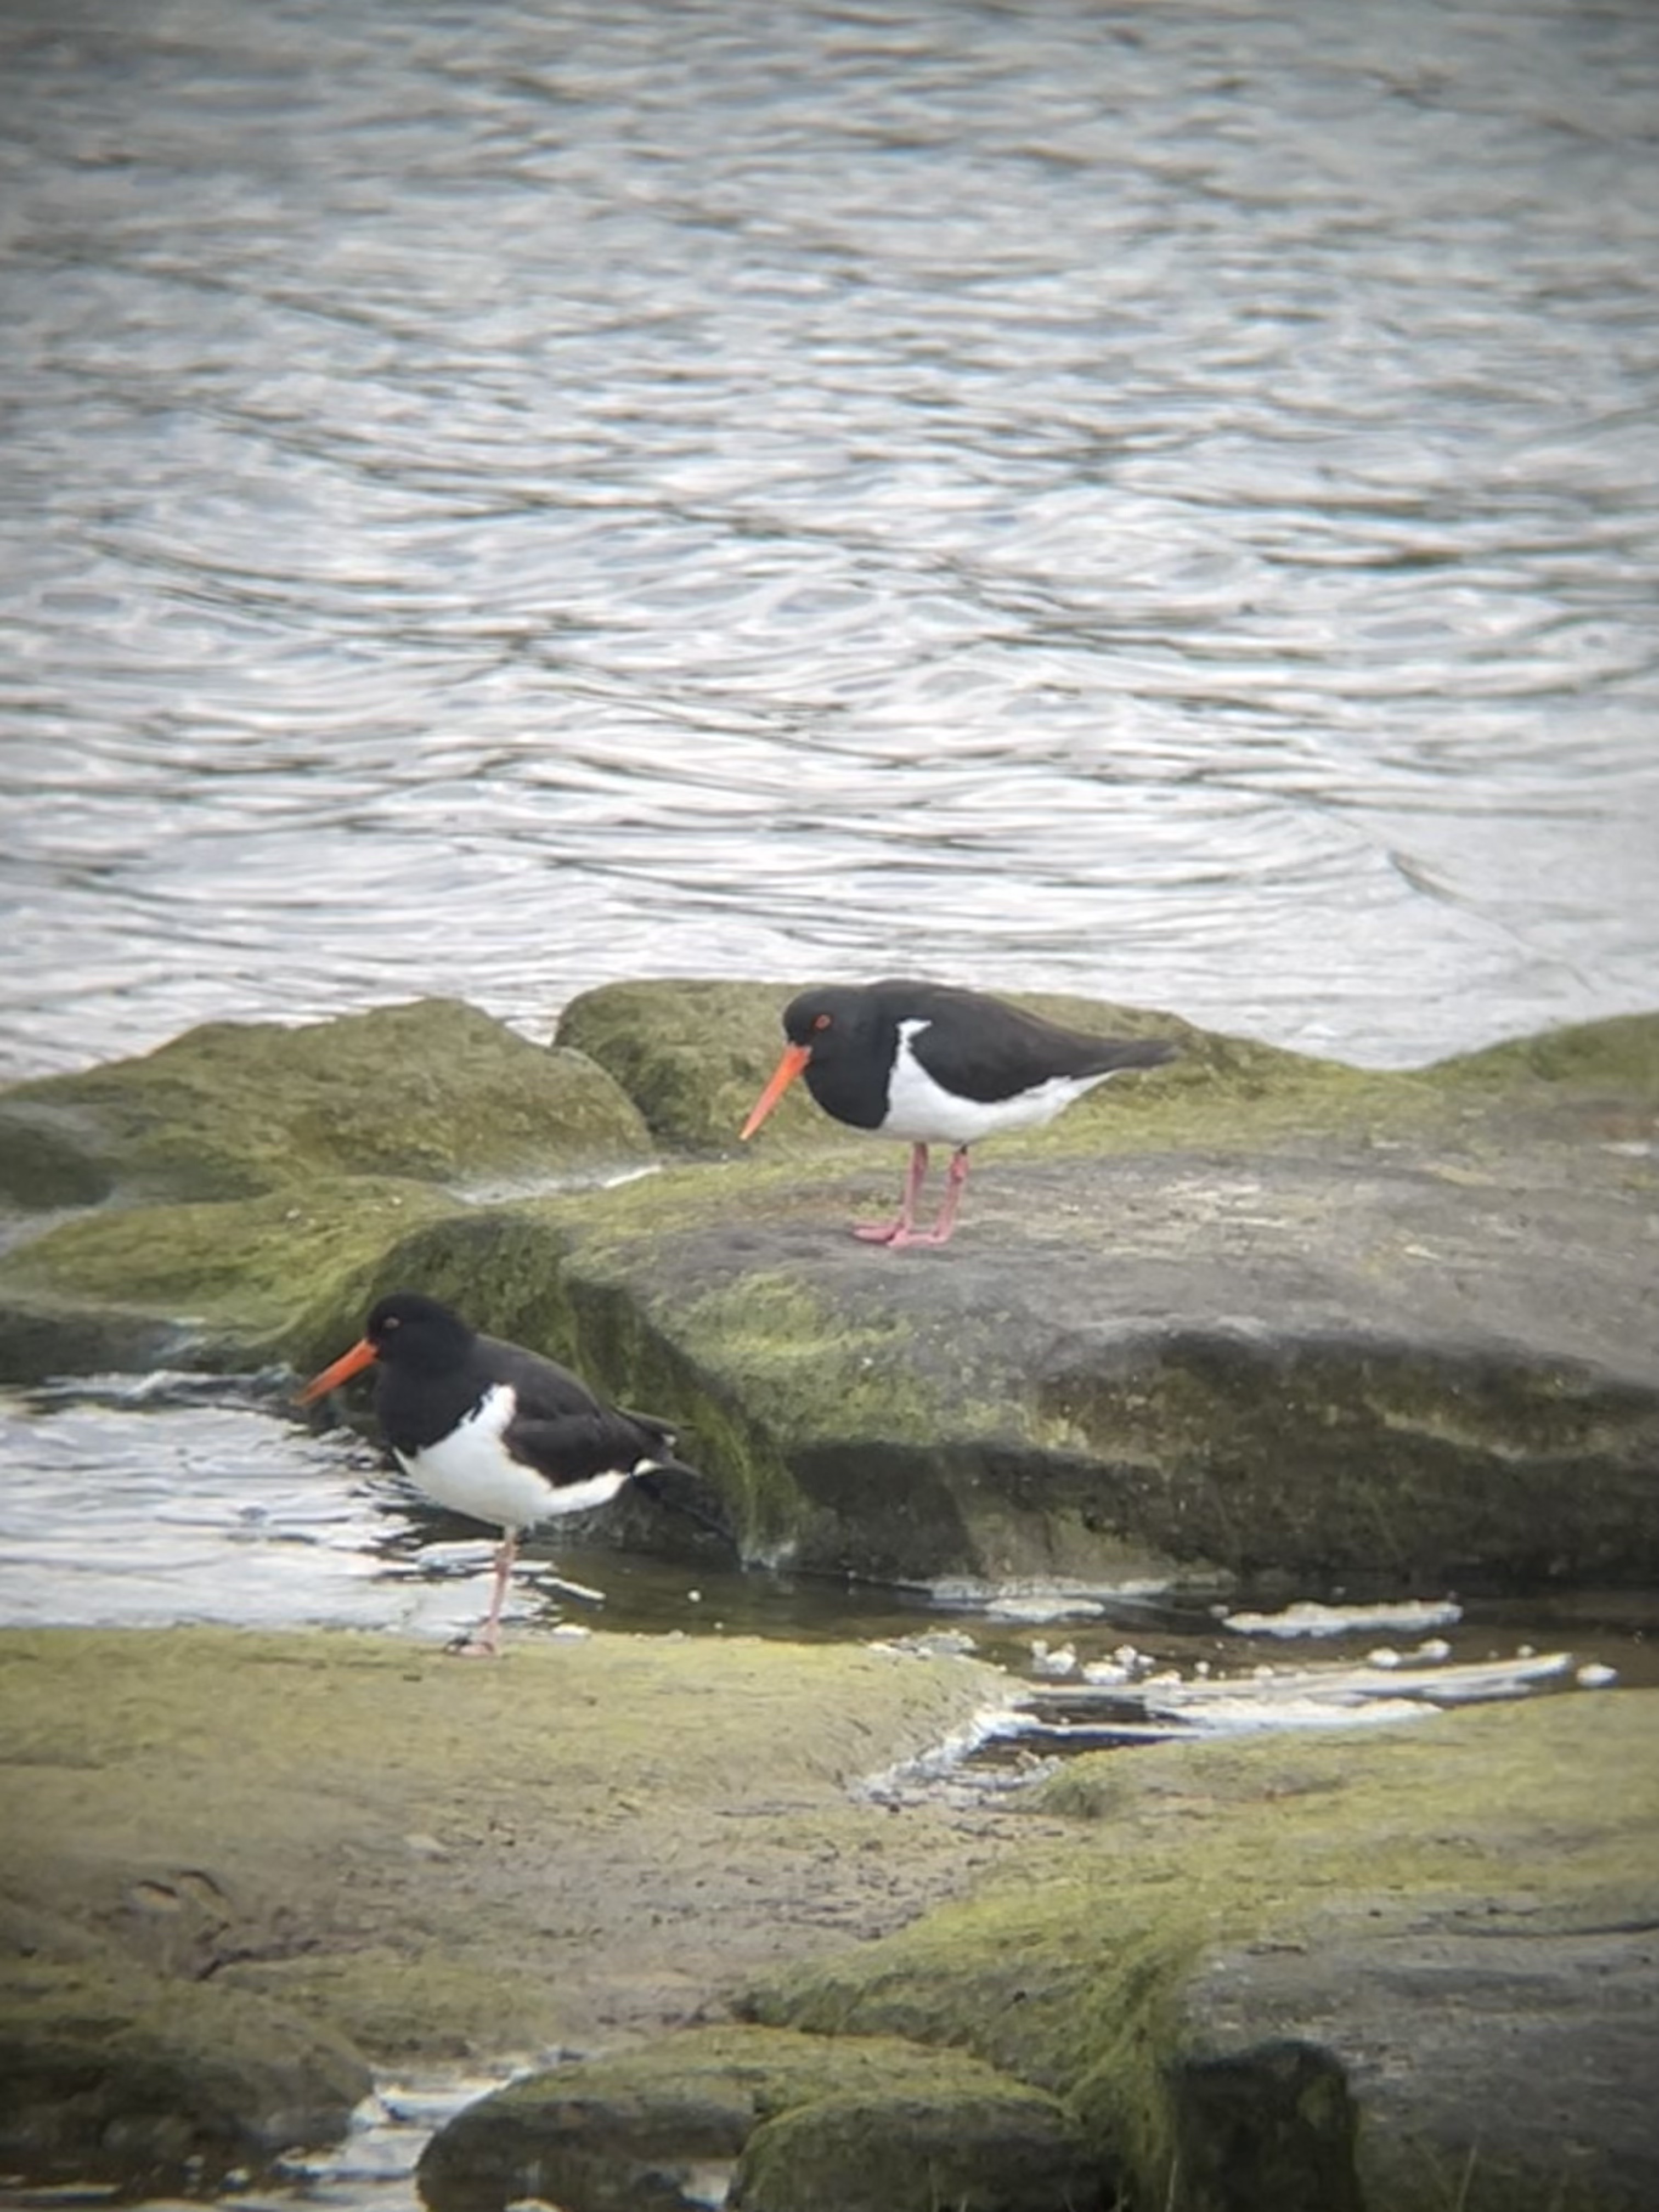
<box><xmin>4</xmin><ymin>1373</ymin><xmax>1648</xmax><ymax>1706</ymax></box>
<box><xmin>3</xmin><ymin>0</ymin><xmax>1658</xmax><ymax>1084</ymax></box>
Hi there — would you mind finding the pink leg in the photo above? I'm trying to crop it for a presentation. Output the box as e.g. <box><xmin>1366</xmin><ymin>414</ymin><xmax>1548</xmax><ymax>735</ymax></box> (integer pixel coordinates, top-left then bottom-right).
<box><xmin>853</xmin><ymin>1141</ymin><xmax>930</xmax><ymax>1244</ymax></box>
<box><xmin>448</xmin><ymin>1531</ymin><xmax>518</xmax><ymax>1658</ymax></box>
<box><xmin>894</xmin><ymin>1144</ymin><xmax>970</xmax><ymax>1248</ymax></box>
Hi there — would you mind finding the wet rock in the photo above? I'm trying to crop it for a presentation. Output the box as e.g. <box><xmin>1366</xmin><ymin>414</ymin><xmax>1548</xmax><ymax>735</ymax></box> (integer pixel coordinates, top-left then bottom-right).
<box><xmin>558</xmin><ymin>978</ymin><xmax>817</xmax><ymax>1153</ymax></box>
<box><xmin>415</xmin><ymin>2023</ymin><xmax>1102</xmax><ymax>2212</ymax></box>
<box><xmin>0</xmin><ymin>1960</ymin><xmax>370</xmax><ymax>2195</ymax></box>
<box><xmin>731</xmin><ymin>2075</ymin><xmax>1104</xmax><ymax>2212</ymax></box>
<box><xmin>743</xmin><ymin>1689</ymin><xmax>1659</xmax><ymax>2212</ymax></box>
<box><xmin>308</xmin><ymin>1058</ymin><xmax>1658</xmax><ymax>1586</ymax></box>
<box><xmin>0</xmin><ymin>1111</ymin><xmax>113</xmax><ymax>1210</ymax></box>
<box><xmin>0</xmin><ymin>998</ymin><xmax>650</xmax><ymax>1208</ymax></box>
<box><xmin>2</xmin><ymin>989</ymin><xmax>1655</xmax><ymax>1587</ymax></box>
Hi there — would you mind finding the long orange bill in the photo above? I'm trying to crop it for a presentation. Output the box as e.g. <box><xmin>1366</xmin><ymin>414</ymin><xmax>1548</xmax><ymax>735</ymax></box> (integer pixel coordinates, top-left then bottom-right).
<box><xmin>298</xmin><ymin>1336</ymin><xmax>377</xmax><ymax>1406</ymax></box>
<box><xmin>740</xmin><ymin>1042</ymin><xmax>811</xmax><ymax>1140</ymax></box>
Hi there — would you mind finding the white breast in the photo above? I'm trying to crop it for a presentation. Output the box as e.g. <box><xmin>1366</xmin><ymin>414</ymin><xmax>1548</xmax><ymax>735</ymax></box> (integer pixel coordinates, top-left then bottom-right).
<box><xmin>881</xmin><ymin>1021</ymin><xmax>1122</xmax><ymax>1144</ymax></box>
<box><xmin>396</xmin><ymin>1383</ymin><xmax>630</xmax><ymax>1534</ymax></box>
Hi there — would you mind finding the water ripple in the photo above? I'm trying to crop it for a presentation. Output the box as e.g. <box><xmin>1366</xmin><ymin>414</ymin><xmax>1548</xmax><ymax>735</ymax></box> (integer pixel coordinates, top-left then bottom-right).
<box><xmin>3</xmin><ymin>0</ymin><xmax>1658</xmax><ymax>1077</ymax></box>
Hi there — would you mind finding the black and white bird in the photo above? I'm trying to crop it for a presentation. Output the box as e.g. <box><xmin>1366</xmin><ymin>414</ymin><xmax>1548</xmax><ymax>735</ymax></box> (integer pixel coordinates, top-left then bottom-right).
<box><xmin>300</xmin><ymin>1291</ymin><xmax>698</xmax><ymax>1655</ymax></box>
<box><xmin>741</xmin><ymin>978</ymin><xmax>1177</xmax><ymax>1248</ymax></box>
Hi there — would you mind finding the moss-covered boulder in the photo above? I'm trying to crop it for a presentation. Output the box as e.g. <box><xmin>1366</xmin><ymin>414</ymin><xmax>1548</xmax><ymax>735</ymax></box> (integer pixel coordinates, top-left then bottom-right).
<box><xmin>741</xmin><ymin>1690</ymin><xmax>1659</xmax><ymax>2212</ymax></box>
<box><xmin>2</xmin><ymin>990</ymin><xmax>1655</xmax><ymax>1589</ymax></box>
<box><xmin>416</xmin><ymin>2023</ymin><xmax>1102</xmax><ymax>2212</ymax></box>
<box><xmin>0</xmin><ymin>1960</ymin><xmax>370</xmax><ymax>2196</ymax></box>
<box><xmin>0</xmin><ymin>1176</ymin><xmax>464</xmax><ymax>1378</ymax></box>
<box><xmin>0</xmin><ymin>998</ymin><xmax>650</xmax><ymax>1209</ymax></box>
<box><xmin>732</xmin><ymin>2069</ymin><xmax>1103</xmax><ymax>2212</ymax></box>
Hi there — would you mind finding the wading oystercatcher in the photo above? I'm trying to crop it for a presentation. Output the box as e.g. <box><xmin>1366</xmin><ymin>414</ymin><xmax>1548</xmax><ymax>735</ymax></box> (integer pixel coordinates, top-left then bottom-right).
<box><xmin>741</xmin><ymin>978</ymin><xmax>1177</xmax><ymax>1248</ymax></box>
<box><xmin>300</xmin><ymin>1291</ymin><xmax>698</xmax><ymax>1656</ymax></box>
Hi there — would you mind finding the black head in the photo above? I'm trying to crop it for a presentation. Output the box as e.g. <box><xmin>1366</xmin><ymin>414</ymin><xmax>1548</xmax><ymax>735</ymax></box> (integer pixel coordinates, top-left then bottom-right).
<box><xmin>770</xmin><ymin>980</ymin><xmax>946</xmax><ymax>1132</ymax></box>
<box><xmin>363</xmin><ymin>1291</ymin><xmax>476</xmax><ymax>1371</ymax></box>
<box><xmin>781</xmin><ymin>980</ymin><xmax>925</xmax><ymax>1056</ymax></box>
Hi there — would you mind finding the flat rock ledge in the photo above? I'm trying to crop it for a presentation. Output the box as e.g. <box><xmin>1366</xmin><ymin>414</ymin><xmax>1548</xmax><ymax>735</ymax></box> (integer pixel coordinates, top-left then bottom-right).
<box><xmin>0</xmin><ymin>1627</ymin><xmax>1012</xmax><ymax>2198</ymax></box>
<box><xmin>1</xmin><ymin>985</ymin><xmax>1655</xmax><ymax>1592</ymax></box>
<box><xmin>4</xmin><ymin>1627</ymin><xmax>1653</xmax><ymax>2212</ymax></box>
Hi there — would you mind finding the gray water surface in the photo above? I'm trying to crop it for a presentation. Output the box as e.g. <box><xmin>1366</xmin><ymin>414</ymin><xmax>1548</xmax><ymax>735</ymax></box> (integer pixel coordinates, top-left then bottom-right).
<box><xmin>3</xmin><ymin>0</ymin><xmax>1657</xmax><ymax>1081</ymax></box>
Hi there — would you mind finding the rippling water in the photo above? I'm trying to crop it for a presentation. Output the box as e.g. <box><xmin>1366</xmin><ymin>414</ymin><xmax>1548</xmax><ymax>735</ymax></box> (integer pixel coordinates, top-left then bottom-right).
<box><xmin>2</xmin><ymin>0</ymin><xmax>1656</xmax><ymax>1082</ymax></box>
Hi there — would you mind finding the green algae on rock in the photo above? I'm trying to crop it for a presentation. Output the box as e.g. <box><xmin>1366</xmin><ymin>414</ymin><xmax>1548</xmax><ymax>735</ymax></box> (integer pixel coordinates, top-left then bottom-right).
<box><xmin>0</xmin><ymin>1627</ymin><xmax>1011</xmax><ymax>2070</ymax></box>
<box><xmin>741</xmin><ymin>1691</ymin><xmax>1659</xmax><ymax>2212</ymax></box>
<box><xmin>1</xmin><ymin>993</ymin><xmax>1655</xmax><ymax>1585</ymax></box>
<box><xmin>1429</xmin><ymin>1009</ymin><xmax>1659</xmax><ymax>1095</ymax></box>
<box><xmin>0</xmin><ymin>1175</ymin><xmax>463</xmax><ymax>1379</ymax></box>
<box><xmin>416</xmin><ymin>2022</ymin><xmax>1103</xmax><ymax>2212</ymax></box>
<box><xmin>558</xmin><ymin>978</ymin><xmax>823</xmax><ymax>1153</ymax></box>
<box><xmin>732</xmin><ymin>2073</ymin><xmax>1104</xmax><ymax>2212</ymax></box>
<box><xmin>0</xmin><ymin>998</ymin><xmax>651</xmax><ymax>1209</ymax></box>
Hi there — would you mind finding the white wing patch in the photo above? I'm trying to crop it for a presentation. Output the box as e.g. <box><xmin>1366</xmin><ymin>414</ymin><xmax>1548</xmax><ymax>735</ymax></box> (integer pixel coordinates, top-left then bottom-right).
<box><xmin>881</xmin><ymin>1019</ymin><xmax>1122</xmax><ymax>1144</ymax></box>
<box><xmin>397</xmin><ymin>1383</ymin><xmax>630</xmax><ymax>1534</ymax></box>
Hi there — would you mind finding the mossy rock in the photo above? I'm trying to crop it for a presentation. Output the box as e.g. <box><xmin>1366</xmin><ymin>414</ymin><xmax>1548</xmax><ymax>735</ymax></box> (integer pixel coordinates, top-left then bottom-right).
<box><xmin>0</xmin><ymin>1628</ymin><xmax>1008</xmax><ymax>2070</ymax></box>
<box><xmin>558</xmin><ymin>979</ymin><xmax>818</xmax><ymax>1153</ymax></box>
<box><xmin>0</xmin><ymin>1960</ymin><xmax>370</xmax><ymax>2196</ymax></box>
<box><xmin>0</xmin><ymin>1111</ymin><xmax>114</xmax><ymax>1209</ymax></box>
<box><xmin>733</xmin><ymin>2075</ymin><xmax>1104</xmax><ymax>2212</ymax></box>
<box><xmin>416</xmin><ymin>2023</ymin><xmax>1102</xmax><ymax>2212</ymax></box>
<box><xmin>741</xmin><ymin>1691</ymin><xmax>1659</xmax><ymax>2212</ymax></box>
<box><xmin>556</xmin><ymin>978</ymin><xmax>1351</xmax><ymax>1158</ymax></box>
<box><xmin>0</xmin><ymin>1176</ymin><xmax>463</xmax><ymax>1380</ymax></box>
<box><xmin>0</xmin><ymin>999</ymin><xmax>651</xmax><ymax>1208</ymax></box>
<box><xmin>1431</xmin><ymin>1011</ymin><xmax>1659</xmax><ymax>1094</ymax></box>
<box><xmin>3</xmin><ymin>997</ymin><xmax>1655</xmax><ymax>1587</ymax></box>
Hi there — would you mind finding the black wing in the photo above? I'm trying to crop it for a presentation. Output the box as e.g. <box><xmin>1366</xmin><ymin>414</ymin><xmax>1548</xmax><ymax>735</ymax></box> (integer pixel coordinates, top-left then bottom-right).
<box><xmin>504</xmin><ymin>1409</ymin><xmax>679</xmax><ymax>1487</ymax></box>
<box><xmin>484</xmin><ymin>1338</ymin><xmax>694</xmax><ymax>1478</ymax></box>
<box><xmin>906</xmin><ymin>986</ymin><xmax>1177</xmax><ymax>1104</ymax></box>
<box><xmin>480</xmin><ymin>1334</ymin><xmax>606</xmax><ymax>1424</ymax></box>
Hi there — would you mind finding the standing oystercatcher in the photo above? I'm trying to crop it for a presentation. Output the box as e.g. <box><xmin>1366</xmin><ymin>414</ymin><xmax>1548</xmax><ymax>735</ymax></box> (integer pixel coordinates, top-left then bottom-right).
<box><xmin>299</xmin><ymin>1291</ymin><xmax>696</xmax><ymax>1656</ymax></box>
<box><xmin>741</xmin><ymin>978</ymin><xmax>1177</xmax><ymax>1248</ymax></box>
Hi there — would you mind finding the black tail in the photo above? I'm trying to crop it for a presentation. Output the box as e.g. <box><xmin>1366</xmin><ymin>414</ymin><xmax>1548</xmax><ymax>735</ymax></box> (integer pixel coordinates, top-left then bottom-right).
<box><xmin>1098</xmin><ymin>1035</ymin><xmax>1178</xmax><ymax>1073</ymax></box>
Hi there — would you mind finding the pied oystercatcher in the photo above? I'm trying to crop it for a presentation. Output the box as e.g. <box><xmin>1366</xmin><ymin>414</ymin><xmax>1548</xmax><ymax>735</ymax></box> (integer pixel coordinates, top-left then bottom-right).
<box><xmin>300</xmin><ymin>1291</ymin><xmax>697</xmax><ymax>1655</ymax></box>
<box><xmin>741</xmin><ymin>978</ymin><xmax>1177</xmax><ymax>1247</ymax></box>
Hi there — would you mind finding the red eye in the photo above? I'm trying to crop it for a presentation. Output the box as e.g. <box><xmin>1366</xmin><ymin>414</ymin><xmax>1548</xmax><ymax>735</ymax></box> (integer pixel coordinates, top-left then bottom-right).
<box><xmin>812</xmin><ymin>1012</ymin><xmax>832</xmax><ymax>1031</ymax></box>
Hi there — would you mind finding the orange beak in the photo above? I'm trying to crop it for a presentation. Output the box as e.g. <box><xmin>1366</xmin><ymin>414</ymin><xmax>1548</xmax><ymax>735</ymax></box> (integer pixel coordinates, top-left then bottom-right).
<box><xmin>298</xmin><ymin>1336</ymin><xmax>377</xmax><ymax>1406</ymax></box>
<box><xmin>741</xmin><ymin>1041</ymin><xmax>812</xmax><ymax>1141</ymax></box>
